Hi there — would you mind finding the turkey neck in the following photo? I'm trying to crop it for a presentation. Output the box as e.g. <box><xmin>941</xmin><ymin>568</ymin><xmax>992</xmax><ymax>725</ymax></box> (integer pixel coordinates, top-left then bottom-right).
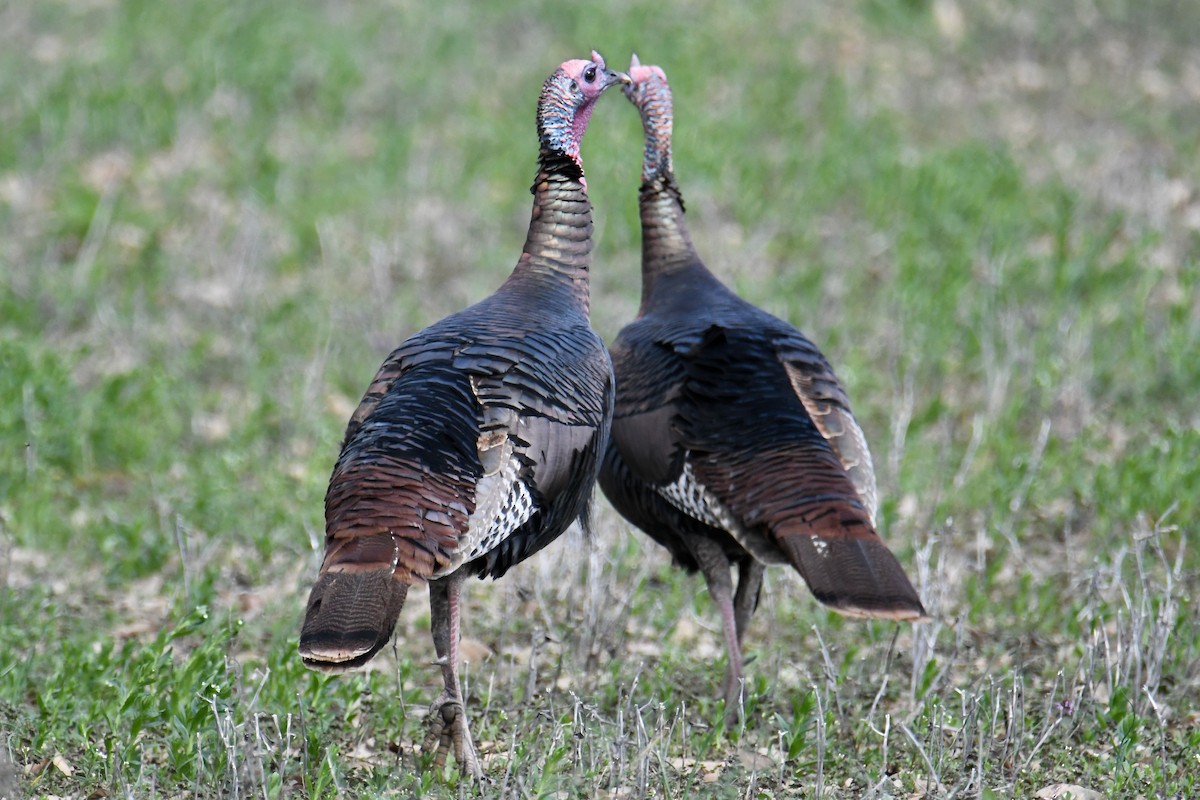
<box><xmin>637</xmin><ymin>172</ymin><xmax>705</xmax><ymax>309</ymax></box>
<box><xmin>508</xmin><ymin>150</ymin><xmax>595</xmax><ymax>315</ymax></box>
<box><xmin>633</xmin><ymin>74</ymin><xmax>707</xmax><ymax>308</ymax></box>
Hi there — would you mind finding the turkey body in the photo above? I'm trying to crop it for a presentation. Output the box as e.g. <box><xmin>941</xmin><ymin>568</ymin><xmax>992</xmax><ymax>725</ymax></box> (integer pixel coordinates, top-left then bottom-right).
<box><xmin>319</xmin><ymin>283</ymin><xmax>612</xmax><ymax>605</ymax></box>
<box><xmin>299</xmin><ymin>53</ymin><xmax>626</xmax><ymax>779</ymax></box>
<box><xmin>600</xmin><ymin>58</ymin><xmax>925</xmax><ymax>724</ymax></box>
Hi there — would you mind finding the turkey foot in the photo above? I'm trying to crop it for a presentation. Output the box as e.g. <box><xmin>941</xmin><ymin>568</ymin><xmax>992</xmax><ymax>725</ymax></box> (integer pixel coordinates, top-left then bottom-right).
<box><xmin>423</xmin><ymin>691</ymin><xmax>482</xmax><ymax>779</ymax></box>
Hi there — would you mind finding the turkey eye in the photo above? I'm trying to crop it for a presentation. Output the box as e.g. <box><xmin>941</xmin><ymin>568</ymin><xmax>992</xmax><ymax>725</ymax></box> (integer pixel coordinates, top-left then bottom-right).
<box><xmin>583</xmin><ymin>65</ymin><xmax>597</xmax><ymax>83</ymax></box>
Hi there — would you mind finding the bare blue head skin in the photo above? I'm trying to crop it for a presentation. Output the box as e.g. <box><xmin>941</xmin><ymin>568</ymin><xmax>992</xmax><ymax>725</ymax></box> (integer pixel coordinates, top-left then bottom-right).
<box><xmin>624</xmin><ymin>54</ymin><xmax>674</xmax><ymax>185</ymax></box>
<box><xmin>536</xmin><ymin>50</ymin><xmax>630</xmax><ymax>176</ymax></box>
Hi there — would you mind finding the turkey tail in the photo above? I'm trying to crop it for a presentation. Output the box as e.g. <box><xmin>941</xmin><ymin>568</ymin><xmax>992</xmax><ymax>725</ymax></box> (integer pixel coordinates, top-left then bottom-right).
<box><xmin>302</xmin><ymin>392</ymin><xmax>475</xmax><ymax>671</ymax></box>
<box><xmin>776</xmin><ymin>513</ymin><xmax>927</xmax><ymax>621</ymax></box>
<box><xmin>299</xmin><ymin>560</ymin><xmax>410</xmax><ymax>671</ymax></box>
<box><xmin>299</xmin><ymin>528</ymin><xmax>415</xmax><ymax>671</ymax></box>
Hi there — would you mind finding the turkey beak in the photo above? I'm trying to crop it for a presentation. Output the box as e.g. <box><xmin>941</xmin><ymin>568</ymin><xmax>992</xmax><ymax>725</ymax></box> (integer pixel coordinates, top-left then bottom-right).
<box><xmin>621</xmin><ymin>73</ymin><xmax>636</xmax><ymax>101</ymax></box>
<box><xmin>610</xmin><ymin>69</ymin><xmax>632</xmax><ymax>89</ymax></box>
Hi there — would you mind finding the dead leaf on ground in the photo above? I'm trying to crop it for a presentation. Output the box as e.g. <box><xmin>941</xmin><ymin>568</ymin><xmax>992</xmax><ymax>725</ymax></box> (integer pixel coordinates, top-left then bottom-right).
<box><xmin>459</xmin><ymin>636</ymin><xmax>494</xmax><ymax>663</ymax></box>
<box><xmin>25</xmin><ymin>756</ymin><xmax>51</xmax><ymax>777</ymax></box>
<box><xmin>668</xmin><ymin>756</ymin><xmax>724</xmax><ymax>782</ymax></box>
<box><xmin>346</xmin><ymin>739</ymin><xmax>379</xmax><ymax>764</ymax></box>
<box><xmin>911</xmin><ymin>775</ymin><xmax>946</xmax><ymax>797</ymax></box>
<box><xmin>1035</xmin><ymin>784</ymin><xmax>1105</xmax><ymax>800</ymax></box>
<box><xmin>738</xmin><ymin>749</ymin><xmax>775</xmax><ymax>771</ymax></box>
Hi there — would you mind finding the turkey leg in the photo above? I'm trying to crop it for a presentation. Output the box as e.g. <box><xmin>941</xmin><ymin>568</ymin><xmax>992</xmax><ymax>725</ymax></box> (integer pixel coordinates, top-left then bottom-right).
<box><xmin>692</xmin><ymin>538</ymin><xmax>747</xmax><ymax>726</ymax></box>
<box><xmin>733</xmin><ymin>559</ymin><xmax>765</xmax><ymax>648</ymax></box>
<box><xmin>423</xmin><ymin>569</ymin><xmax>483</xmax><ymax>779</ymax></box>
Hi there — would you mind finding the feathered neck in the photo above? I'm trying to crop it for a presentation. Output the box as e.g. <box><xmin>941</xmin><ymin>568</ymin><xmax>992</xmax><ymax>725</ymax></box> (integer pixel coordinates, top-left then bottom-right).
<box><xmin>633</xmin><ymin>72</ymin><xmax>674</xmax><ymax>185</ymax></box>
<box><xmin>630</xmin><ymin>71</ymin><xmax>708</xmax><ymax>307</ymax></box>
<box><xmin>506</xmin><ymin>71</ymin><xmax>598</xmax><ymax>310</ymax></box>
<box><xmin>537</xmin><ymin>70</ymin><xmax>597</xmax><ymax>180</ymax></box>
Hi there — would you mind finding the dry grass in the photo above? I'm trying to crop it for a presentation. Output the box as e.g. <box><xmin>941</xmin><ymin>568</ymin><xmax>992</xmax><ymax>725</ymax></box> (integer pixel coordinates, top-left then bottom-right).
<box><xmin>1</xmin><ymin>0</ymin><xmax>1197</xmax><ymax>797</ymax></box>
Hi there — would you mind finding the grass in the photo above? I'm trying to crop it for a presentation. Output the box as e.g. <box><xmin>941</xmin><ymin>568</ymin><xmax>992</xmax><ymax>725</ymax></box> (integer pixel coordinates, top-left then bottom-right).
<box><xmin>2</xmin><ymin>0</ymin><xmax>1198</xmax><ymax>797</ymax></box>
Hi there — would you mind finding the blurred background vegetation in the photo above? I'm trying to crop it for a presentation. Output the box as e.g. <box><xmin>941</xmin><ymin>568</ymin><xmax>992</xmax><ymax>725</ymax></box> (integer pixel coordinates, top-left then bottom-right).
<box><xmin>1</xmin><ymin>0</ymin><xmax>1197</xmax><ymax>797</ymax></box>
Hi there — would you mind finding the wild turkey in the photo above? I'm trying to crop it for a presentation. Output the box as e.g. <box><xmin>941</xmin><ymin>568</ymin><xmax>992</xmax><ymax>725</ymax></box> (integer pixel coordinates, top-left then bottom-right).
<box><xmin>299</xmin><ymin>51</ymin><xmax>627</xmax><ymax>778</ymax></box>
<box><xmin>599</xmin><ymin>57</ymin><xmax>926</xmax><ymax>724</ymax></box>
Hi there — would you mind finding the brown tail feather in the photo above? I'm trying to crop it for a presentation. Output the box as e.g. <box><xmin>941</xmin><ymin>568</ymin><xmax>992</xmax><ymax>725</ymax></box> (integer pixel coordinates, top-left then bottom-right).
<box><xmin>302</xmin><ymin>454</ymin><xmax>466</xmax><ymax>671</ymax></box>
<box><xmin>299</xmin><ymin>567</ymin><xmax>410</xmax><ymax>671</ymax></box>
<box><xmin>777</xmin><ymin>526</ymin><xmax>927</xmax><ymax>621</ymax></box>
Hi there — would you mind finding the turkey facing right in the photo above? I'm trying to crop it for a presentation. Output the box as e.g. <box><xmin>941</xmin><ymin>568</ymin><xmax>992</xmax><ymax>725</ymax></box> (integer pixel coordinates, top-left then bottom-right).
<box><xmin>599</xmin><ymin>57</ymin><xmax>928</xmax><ymax>726</ymax></box>
<box><xmin>298</xmin><ymin>52</ymin><xmax>628</xmax><ymax>779</ymax></box>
